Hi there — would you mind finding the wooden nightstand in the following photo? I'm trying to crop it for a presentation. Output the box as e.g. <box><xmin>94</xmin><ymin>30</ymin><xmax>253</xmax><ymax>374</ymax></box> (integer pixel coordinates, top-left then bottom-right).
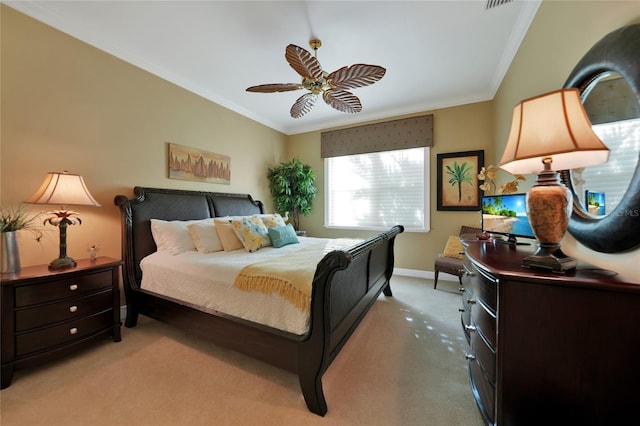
<box><xmin>1</xmin><ymin>257</ymin><xmax>122</xmax><ymax>388</ymax></box>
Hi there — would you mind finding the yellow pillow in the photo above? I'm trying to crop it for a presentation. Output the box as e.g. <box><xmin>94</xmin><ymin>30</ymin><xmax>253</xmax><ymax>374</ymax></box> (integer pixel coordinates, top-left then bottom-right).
<box><xmin>255</xmin><ymin>213</ymin><xmax>286</xmax><ymax>228</ymax></box>
<box><xmin>231</xmin><ymin>216</ymin><xmax>271</xmax><ymax>252</ymax></box>
<box><xmin>443</xmin><ymin>235</ymin><xmax>464</xmax><ymax>259</ymax></box>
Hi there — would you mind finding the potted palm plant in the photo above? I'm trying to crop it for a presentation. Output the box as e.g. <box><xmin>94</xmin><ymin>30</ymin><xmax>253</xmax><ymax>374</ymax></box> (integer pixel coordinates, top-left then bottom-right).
<box><xmin>1</xmin><ymin>205</ymin><xmax>42</xmax><ymax>274</ymax></box>
<box><xmin>267</xmin><ymin>157</ymin><xmax>317</xmax><ymax>233</ymax></box>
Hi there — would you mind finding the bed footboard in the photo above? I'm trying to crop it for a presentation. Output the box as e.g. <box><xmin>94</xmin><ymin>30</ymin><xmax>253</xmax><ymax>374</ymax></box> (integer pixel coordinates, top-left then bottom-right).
<box><xmin>299</xmin><ymin>225</ymin><xmax>404</xmax><ymax>415</ymax></box>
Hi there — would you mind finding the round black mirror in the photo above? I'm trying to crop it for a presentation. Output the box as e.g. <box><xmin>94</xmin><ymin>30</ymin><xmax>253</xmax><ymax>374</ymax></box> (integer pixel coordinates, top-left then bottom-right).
<box><xmin>561</xmin><ymin>23</ymin><xmax>640</xmax><ymax>253</ymax></box>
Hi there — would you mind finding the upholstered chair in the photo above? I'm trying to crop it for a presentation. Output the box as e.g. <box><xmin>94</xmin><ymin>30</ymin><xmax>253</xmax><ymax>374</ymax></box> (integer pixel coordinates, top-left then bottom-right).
<box><xmin>434</xmin><ymin>226</ymin><xmax>482</xmax><ymax>289</ymax></box>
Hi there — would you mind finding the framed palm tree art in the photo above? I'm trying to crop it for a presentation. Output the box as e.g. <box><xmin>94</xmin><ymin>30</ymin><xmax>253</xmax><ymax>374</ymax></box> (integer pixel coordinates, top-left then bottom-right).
<box><xmin>437</xmin><ymin>150</ymin><xmax>484</xmax><ymax>211</ymax></box>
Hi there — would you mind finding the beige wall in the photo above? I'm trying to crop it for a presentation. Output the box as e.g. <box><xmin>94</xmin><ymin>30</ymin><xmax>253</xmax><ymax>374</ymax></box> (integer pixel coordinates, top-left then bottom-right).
<box><xmin>3</xmin><ymin>1</ymin><xmax>640</xmax><ymax>281</ymax></box>
<box><xmin>1</xmin><ymin>6</ymin><xmax>287</xmax><ymax>268</ymax></box>
<box><xmin>494</xmin><ymin>0</ymin><xmax>640</xmax><ymax>281</ymax></box>
<box><xmin>288</xmin><ymin>102</ymin><xmax>494</xmax><ymax>273</ymax></box>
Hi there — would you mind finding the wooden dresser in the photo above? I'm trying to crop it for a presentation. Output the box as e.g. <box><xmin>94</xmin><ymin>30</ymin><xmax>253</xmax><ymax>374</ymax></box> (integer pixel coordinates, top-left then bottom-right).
<box><xmin>460</xmin><ymin>239</ymin><xmax>640</xmax><ymax>426</ymax></box>
<box><xmin>1</xmin><ymin>257</ymin><xmax>122</xmax><ymax>388</ymax></box>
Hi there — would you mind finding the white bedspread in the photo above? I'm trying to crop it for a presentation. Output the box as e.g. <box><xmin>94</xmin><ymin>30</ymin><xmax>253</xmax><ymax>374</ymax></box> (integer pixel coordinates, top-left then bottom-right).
<box><xmin>140</xmin><ymin>237</ymin><xmax>360</xmax><ymax>335</ymax></box>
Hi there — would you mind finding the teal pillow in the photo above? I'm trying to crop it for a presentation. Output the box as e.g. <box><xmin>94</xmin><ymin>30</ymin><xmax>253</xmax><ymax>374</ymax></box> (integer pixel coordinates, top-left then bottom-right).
<box><xmin>268</xmin><ymin>224</ymin><xmax>300</xmax><ymax>248</ymax></box>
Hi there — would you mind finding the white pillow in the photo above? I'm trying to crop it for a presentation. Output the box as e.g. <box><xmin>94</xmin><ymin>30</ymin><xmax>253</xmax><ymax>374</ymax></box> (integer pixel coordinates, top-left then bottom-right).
<box><xmin>188</xmin><ymin>221</ymin><xmax>223</xmax><ymax>253</ymax></box>
<box><xmin>150</xmin><ymin>218</ymin><xmax>214</xmax><ymax>255</ymax></box>
<box><xmin>213</xmin><ymin>217</ymin><xmax>244</xmax><ymax>251</ymax></box>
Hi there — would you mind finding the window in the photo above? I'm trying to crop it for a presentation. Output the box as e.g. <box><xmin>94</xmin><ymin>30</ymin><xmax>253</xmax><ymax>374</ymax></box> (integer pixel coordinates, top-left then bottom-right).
<box><xmin>325</xmin><ymin>147</ymin><xmax>429</xmax><ymax>232</ymax></box>
<box><xmin>578</xmin><ymin>117</ymin><xmax>640</xmax><ymax>212</ymax></box>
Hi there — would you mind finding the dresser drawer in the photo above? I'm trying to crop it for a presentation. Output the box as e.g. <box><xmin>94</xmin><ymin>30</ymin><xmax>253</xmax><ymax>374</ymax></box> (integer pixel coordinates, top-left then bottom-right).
<box><xmin>15</xmin><ymin>270</ymin><xmax>112</xmax><ymax>307</ymax></box>
<box><xmin>471</xmin><ymin>300</ymin><xmax>496</xmax><ymax>348</ymax></box>
<box><xmin>16</xmin><ymin>310</ymin><xmax>113</xmax><ymax>357</ymax></box>
<box><xmin>460</xmin><ymin>257</ymin><xmax>473</xmax><ymax>289</ymax></box>
<box><xmin>15</xmin><ymin>289</ymin><xmax>113</xmax><ymax>332</ymax></box>
<box><xmin>470</xmin><ymin>320</ymin><xmax>496</xmax><ymax>383</ymax></box>
<box><xmin>469</xmin><ymin>356</ymin><xmax>495</xmax><ymax>425</ymax></box>
<box><xmin>471</xmin><ymin>267</ymin><xmax>497</xmax><ymax>313</ymax></box>
<box><xmin>461</xmin><ymin>289</ymin><xmax>473</xmax><ymax>321</ymax></box>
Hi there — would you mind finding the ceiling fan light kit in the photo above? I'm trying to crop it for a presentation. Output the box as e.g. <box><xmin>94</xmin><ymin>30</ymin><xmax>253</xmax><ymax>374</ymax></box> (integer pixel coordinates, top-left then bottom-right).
<box><xmin>246</xmin><ymin>39</ymin><xmax>386</xmax><ymax>118</ymax></box>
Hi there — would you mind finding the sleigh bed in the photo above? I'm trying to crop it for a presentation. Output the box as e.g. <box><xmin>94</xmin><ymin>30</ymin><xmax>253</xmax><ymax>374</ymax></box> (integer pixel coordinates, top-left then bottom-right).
<box><xmin>114</xmin><ymin>186</ymin><xmax>404</xmax><ymax>415</ymax></box>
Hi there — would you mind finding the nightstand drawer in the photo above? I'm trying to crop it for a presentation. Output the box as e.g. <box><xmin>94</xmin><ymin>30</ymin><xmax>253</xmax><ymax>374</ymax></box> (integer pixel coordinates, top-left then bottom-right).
<box><xmin>15</xmin><ymin>289</ymin><xmax>113</xmax><ymax>332</ymax></box>
<box><xmin>16</xmin><ymin>310</ymin><xmax>113</xmax><ymax>356</ymax></box>
<box><xmin>15</xmin><ymin>270</ymin><xmax>112</xmax><ymax>307</ymax></box>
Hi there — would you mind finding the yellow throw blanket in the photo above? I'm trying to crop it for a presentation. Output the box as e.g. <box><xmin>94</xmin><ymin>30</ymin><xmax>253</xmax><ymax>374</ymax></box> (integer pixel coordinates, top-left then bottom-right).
<box><xmin>233</xmin><ymin>239</ymin><xmax>359</xmax><ymax>313</ymax></box>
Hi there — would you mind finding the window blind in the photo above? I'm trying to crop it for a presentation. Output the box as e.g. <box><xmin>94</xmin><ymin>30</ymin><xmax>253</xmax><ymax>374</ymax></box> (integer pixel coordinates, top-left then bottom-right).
<box><xmin>325</xmin><ymin>147</ymin><xmax>429</xmax><ymax>231</ymax></box>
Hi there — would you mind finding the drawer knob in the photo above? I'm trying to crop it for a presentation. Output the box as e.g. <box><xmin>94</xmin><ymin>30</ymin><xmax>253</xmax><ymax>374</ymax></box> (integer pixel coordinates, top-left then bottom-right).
<box><xmin>465</xmin><ymin>353</ymin><xmax>476</xmax><ymax>361</ymax></box>
<box><xmin>69</xmin><ymin>327</ymin><xmax>78</xmax><ymax>335</ymax></box>
<box><xmin>458</xmin><ymin>287</ymin><xmax>465</xmax><ymax>292</ymax></box>
<box><xmin>467</xmin><ymin>298</ymin><xmax>477</xmax><ymax>305</ymax></box>
<box><xmin>459</xmin><ymin>308</ymin><xmax>465</xmax><ymax>313</ymax></box>
<box><xmin>69</xmin><ymin>306</ymin><xmax>78</xmax><ymax>313</ymax></box>
<box><xmin>464</xmin><ymin>324</ymin><xmax>477</xmax><ymax>332</ymax></box>
<box><xmin>465</xmin><ymin>271</ymin><xmax>476</xmax><ymax>277</ymax></box>
<box><xmin>69</xmin><ymin>284</ymin><xmax>78</xmax><ymax>291</ymax></box>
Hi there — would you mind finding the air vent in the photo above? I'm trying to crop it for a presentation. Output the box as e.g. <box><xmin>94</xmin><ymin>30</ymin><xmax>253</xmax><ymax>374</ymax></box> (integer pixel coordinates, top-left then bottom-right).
<box><xmin>486</xmin><ymin>0</ymin><xmax>513</xmax><ymax>9</ymax></box>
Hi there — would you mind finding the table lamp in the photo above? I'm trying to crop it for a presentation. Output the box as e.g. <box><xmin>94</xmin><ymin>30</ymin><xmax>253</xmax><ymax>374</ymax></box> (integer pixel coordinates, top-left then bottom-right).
<box><xmin>26</xmin><ymin>171</ymin><xmax>101</xmax><ymax>269</ymax></box>
<box><xmin>499</xmin><ymin>88</ymin><xmax>609</xmax><ymax>272</ymax></box>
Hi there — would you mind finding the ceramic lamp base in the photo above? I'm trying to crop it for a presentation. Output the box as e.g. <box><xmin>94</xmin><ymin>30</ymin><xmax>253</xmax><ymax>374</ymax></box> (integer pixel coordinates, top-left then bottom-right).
<box><xmin>524</xmin><ymin>166</ymin><xmax>577</xmax><ymax>272</ymax></box>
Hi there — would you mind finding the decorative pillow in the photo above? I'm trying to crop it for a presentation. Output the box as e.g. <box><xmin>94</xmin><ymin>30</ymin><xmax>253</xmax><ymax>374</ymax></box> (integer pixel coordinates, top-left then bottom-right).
<box><xmin>268</xmin><ymin>224</ymin><xmax>300</xmax><ymax>248</ymax></box>
<box><xmin>150</xmin><ymin>218</ymin><xmax>214</xmax><ymax>255</ymax></box>
<box><xmin>231</xmin><ymin>216</ymin><xmax>271</xmax><ymax>252</ymax></box>
<box><xmin>255</xmin><ymin>213</ymin><xmax>286</xmax><ymax>228</ymax></box>
<box><xmin>187</xmin><ymin>222</ymin><xmax>223</xmax><ymax>253</ymax></box>
<box><xmin>213</xmin><ymin>217</ymin><xmax>244</xmax><ymax>251</ymax></box>
<box><xmin>443</xmin><ymin>235</ymin><xmax>464</xmax><ymax>259</ymax></box>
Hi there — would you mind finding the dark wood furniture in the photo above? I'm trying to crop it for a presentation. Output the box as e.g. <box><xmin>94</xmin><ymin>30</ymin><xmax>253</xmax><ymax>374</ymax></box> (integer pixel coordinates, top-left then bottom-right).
<box><xmin>460</xmin><ymin>238</ymin><xmax>640</xmax><ymax>426</ymax></box>
<box><xmin>1</xmin><ymin>257</ymin><xmax>122</xmax><ymax>388</ymax></box>
<box><xmin>114</xmin><ymin>187</ymin><xmax>404</xmax><ymax>416</ymax></box>
<box><xmin>433</xmin><ymin>225</ymin><xmax>481</xmax><ymax>289</ymax></box>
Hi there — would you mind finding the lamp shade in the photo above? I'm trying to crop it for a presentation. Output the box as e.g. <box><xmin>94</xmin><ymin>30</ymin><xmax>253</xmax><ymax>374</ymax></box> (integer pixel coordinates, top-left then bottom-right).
<box><xmin>499</xmin><ymin>88</ymin><xmax>609</xmax><ymax>174</ymax></box>
<box><xmin>26</xmin><ymin>171</ymin><xmax>101</xmax><ymax>207</ymax></box>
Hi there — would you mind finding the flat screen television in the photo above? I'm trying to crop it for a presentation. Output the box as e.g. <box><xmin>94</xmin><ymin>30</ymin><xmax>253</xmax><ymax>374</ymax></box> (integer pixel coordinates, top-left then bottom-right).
<box><xmin>585</xmin><ymin>190</ymin><xmax>605</xmax><ymax>215</ymax></box>
<box><xmin>481</xmin><ymin>193</ymin><xmax>536</xmax><ymax>244</ymax></box>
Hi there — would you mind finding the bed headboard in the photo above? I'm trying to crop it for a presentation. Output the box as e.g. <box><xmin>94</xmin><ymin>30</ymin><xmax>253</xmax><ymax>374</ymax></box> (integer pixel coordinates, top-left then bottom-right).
<box><xmin>114</xmin><ymin>187</ymin><xmax>264</xmax><ymax>287</ymax></box>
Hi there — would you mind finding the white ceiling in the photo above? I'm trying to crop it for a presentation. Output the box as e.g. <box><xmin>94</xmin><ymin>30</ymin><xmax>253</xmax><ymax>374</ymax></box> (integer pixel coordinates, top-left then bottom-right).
<box><xmin>6</xmin><ymin>0</ymin><xmax>541</xmax><ymax>135</ymax></box>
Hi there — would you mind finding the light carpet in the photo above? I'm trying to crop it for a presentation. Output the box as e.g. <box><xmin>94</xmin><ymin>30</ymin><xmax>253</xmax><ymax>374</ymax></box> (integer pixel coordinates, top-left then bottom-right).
<box><xmin>0</xmin><ymin>276</ymin><xmax>485</xmax><ymax>426</ymax></box>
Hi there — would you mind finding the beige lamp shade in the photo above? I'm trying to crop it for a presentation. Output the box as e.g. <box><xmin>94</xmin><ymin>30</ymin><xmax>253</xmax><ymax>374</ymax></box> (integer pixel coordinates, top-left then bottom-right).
<box><xmin>499</xmin><ymin>88</ymin><xmax>609</xmax><ymax>174</ymax></box>
<box><xmin>26</xmin><ymin>171</ymin><xmax>101</xmax><ymax>207</ymax></box>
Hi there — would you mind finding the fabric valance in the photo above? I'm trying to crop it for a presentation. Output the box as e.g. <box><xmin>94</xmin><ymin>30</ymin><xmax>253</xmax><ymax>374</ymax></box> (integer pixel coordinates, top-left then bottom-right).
<box><xmin>320</xmin><ymin>114</ymin><xmax>433</xmax><ymax>158</ymax></box>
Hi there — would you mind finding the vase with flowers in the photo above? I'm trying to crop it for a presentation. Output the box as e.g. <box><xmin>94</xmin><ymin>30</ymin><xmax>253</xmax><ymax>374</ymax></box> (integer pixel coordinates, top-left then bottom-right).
<box><xmin>478</xmin><ymin>164</ymin><xmax>526</xmax><ymax>195</ymax></box>
<box><xmin>1</xmin><ymin>205</ymin><xmax>42</xmax><ymax>274</ymax></box>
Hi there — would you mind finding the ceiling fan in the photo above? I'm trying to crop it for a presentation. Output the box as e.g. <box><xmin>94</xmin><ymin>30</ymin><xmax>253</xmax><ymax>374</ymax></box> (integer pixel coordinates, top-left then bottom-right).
<box><xmin>246</xmin><ymin>39</ymin><xmax>386</xmax><ymax>118</ymax></box>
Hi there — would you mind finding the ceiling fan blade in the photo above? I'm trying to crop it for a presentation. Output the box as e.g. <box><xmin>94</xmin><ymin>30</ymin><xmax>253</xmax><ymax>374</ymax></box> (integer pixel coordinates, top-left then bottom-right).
<box><xmin>327</xmin><ymin>64</ymin><xmax>386</xmax><ymax>90</ymax></box>
<box><xmin>285</xmin><ymin>44</ymin><xmax>323</xmax><ymax>80</ymax></box>
<box><xmin>290</xmin><ymin>93</ymin><xmax>317</xmax><ymax>118</ymax></box>
<box><xmin>246</xmin><ymin>83</ymin><xmax>303</xmax><ymax>93</ymax></box>
<box><xmin>323</xmin><ymin>89</ymin><xmax>362</xmax><ymax>114</ymax></box>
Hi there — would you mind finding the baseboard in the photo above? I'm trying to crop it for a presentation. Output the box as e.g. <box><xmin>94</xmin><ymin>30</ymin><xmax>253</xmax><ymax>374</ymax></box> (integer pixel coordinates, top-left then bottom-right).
<box><xmin>120</xmin><ymin>305</ymin><xmax>127</xmax><ymax>321</ymax></box>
